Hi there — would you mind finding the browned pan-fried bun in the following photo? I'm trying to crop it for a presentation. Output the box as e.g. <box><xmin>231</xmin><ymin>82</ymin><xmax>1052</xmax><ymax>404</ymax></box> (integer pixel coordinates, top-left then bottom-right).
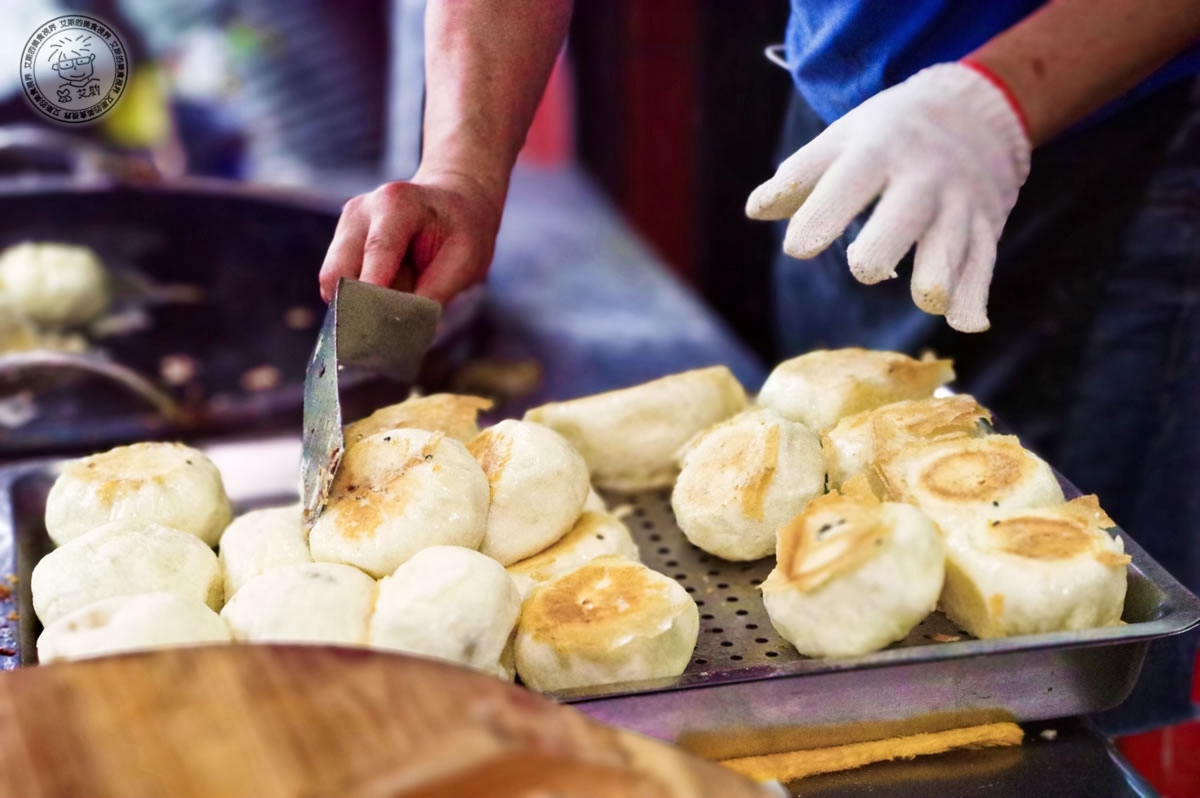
<box><xmin>940</xmin><ymin>496</ymin><xmax>1130</xmax><ymax>639</ymax></box>
<box><xmin>524</xmin><ymin>366</ymin><xmax>747</xmax><ymax>490</ymax></box>
<box><xmin>762</xmin><ymin>491</ymin><xmax>944</xmax><ymax>658</ymax></box>
<box><xmin>32</xmin><ymin>521</ymin><xmax>223</xmax><ymax>626</ymax></box>
<box><xmin>506</xmin><ymin>511</ymin><xmax>640</xmax><ymax>599</ymax></box>
<box><xmin>220</xmin><ymin>562</ymin><xmax>377</xmax><ymax>646</ymax></box>
<box><xmin>37</xmin><ymin>592</ymin><xmax>230</xmax><ymax>663</ymax></box>
<box><xmin>218</xmin><ymin>504</ymin><xmax>311</xmax><ymax>599</ymax></box>
<box><xmin>515</xmin><ymin>558</ymin><xmax>698</xmax><ymax>692</ymax></box>
<box><xmin>344</xmin><ymin>393</ymin><xmax>494</xmax><ymax>445</ymax></box>
<box><xmin>757</xmin><ymin>348</ymin><xmax>955</xmax><ymax>432</ymax></box>
<box><xmin>672</xmin><ymin>408</ymin><xmax>824</xmax><ymax>561</ymax></box>
<box><xmin>44</xmin><ymin>442</ymin><xmax>233</xmax><ymax>547</ymax></box>
<box><xmin>876</xmin><ymin>434</ymin><xmax>1064</xmax><ymax>538</ymax></box>
<box><xmin>823</xmin><ymin>395</ymin><xmax>991</xmax><ymax>489</ymax></box>
<box><xmin>308</xmin><ymin>429</ymin><xmax>489</xmax><ymax>577</ymax></box>
<box><xmin>467</xmin><ymin>420</ymin><xmax>591</xmax><ymax>565</ymax></box>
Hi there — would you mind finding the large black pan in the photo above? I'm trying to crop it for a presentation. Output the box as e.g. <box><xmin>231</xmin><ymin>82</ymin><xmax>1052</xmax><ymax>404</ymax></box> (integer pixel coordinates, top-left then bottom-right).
<box><xmin>0</xmin><ymin>174</ymin><xmax>480</xmax><ymax>459</ymax></box>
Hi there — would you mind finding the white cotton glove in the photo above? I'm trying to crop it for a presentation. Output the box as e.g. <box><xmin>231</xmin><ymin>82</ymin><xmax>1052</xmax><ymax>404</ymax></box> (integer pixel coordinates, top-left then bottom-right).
<box><xmin>747</xmin><ymin>62</ymin><xmax>1031</xmax><ymax>332</ymax></box>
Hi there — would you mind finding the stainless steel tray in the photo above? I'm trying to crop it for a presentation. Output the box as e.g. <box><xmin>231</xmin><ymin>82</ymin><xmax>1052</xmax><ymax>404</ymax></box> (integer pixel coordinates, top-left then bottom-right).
<box><xmin>2</xmin><ymin>437</ymin><xmax>1198</xmax><ymax>756</ymax></box>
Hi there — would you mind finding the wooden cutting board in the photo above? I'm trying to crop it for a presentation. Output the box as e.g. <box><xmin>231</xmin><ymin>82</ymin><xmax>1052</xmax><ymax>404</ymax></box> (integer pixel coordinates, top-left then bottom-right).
<box><xmin>0</xmin><ymin>645</ymin><xmax>769</xmax><ymax>798</ymax></box>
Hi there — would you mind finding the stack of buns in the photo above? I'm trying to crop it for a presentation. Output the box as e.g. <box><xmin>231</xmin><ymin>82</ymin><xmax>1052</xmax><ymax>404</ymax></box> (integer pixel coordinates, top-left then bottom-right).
<box><xmin>32</xmin><ymin>350</ymin><xmax>1132</xmax><ymax>688</ymax></box>
<box><xmin>31</xmin><ymin>383</ymin><xmax>708</xmax><ymax>692</ymax></box>
<box><xmin>753</xmin><ymin>350</ymin><xmax>1129</xmax><ymax>648</ymax></box>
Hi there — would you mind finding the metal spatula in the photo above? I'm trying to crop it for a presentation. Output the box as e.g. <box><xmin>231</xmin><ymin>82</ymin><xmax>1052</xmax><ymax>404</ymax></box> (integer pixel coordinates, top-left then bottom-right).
<box><xmin>300</xmin><ymin>278</ymin><xmax>441</xmax><ymax>529</ymax></box>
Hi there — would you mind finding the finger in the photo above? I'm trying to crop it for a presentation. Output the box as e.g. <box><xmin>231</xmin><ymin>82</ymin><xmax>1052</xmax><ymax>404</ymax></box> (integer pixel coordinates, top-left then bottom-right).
<box><xmin>910</xmin><ymin>194</ymin><xmax>970</xmax><ymax>315</ymax></box>
<box><xmin>782</xmin><ymin>151</ymin><xmax>886</xmax><ymax>259</ymax></box>
<box><xmin>745</xmin><ymin>133</ymin><xmax>840</xmax><ymax>220</ymax></box>
<box><xmin>945</xmin><ymin>215</ymin><xmax>997</xmax><ymax>333</ymax></box>
<box><xmin>846</xmin><ymin>177</ymin><xmax>937</xmax><ymax>285</ymax></box>
<box><xmin>413</xmin><ymin>237</ymin><xmax>482</xmax><ymax>305</ymax></box>
<box><xmin>319</xmin><ymin>196</ymin><xmax>370</xmax><ymax>302</ymax></box>
<box><xmin>361</xmin><ymin>212</ymin><xmax>422</xmax><ymax>290</ymax></box>
<box><xmin>357</xmin><ymin>187</ymin><xmax>424</xmax><ymax>289</ymax></box>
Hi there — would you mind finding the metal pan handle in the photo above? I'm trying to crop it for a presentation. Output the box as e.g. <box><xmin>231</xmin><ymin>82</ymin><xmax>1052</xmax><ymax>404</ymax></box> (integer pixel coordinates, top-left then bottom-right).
<box><xmin>0</xmin><ymin>125</ymin><xmax>160</xmax><ymax>183</ymax></box>
<box><xmin>0</xmin><ymin>351</ymin><xmax>186</xmax><ymax>424</ymax></box>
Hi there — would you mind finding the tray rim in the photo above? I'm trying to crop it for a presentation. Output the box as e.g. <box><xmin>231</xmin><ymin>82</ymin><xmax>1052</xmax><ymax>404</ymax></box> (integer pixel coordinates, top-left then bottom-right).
<box><xmin>2</xmin><ymin>437</ymin><xmax>1198</xmax><ymax>700</ymax></box>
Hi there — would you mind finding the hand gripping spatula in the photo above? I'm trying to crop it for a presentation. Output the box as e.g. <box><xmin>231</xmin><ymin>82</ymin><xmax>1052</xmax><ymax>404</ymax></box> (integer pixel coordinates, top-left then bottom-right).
<box><xmin>300</xmin><ymin>278</ymin><xmax>441</xmax><ymax>530</ymax></box>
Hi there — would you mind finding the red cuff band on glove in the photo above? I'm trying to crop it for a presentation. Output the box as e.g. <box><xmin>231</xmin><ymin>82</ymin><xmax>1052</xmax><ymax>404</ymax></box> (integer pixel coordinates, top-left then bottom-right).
<box><xmin>959</xmin><ymin>58</ymin><xmax>1031</xmax><ymax>139</ymax></box>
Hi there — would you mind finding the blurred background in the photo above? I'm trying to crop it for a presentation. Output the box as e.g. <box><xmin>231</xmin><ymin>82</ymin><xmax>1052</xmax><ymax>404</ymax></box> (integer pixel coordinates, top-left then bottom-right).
<box><xmin>0</xmin><ymin>0</ymin><xmax>790</xmax><ymax>359</ymax></box>
<box><xmin>0</xmin><ymin>0</ymin><xmax>767</xmax><ymax>488</ymax></box>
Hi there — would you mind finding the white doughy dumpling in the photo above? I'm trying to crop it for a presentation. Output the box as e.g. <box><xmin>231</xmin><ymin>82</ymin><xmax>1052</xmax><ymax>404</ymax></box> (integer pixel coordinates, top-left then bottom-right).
<box><xmin>467</xmin><ymin>420</ymin><xmax>590</xmax><ymax>565</ymax></box>
<box><xmin>584</xmin><ymin>487</ymin><xmax>607</xmax><ymax>513</ymax></box>
<box><xmin>940</xmin><ymin>496</ymin><xmax>1129</xmax><ymax>639</ymax></box>
<box><xmin>823</xmin><ymin>395</ymin><xmax>991</xmax><ymax>489</ymax></box>
<box><xmin>344</xmin><ymin>393</ymin><xmax>493</xmax><ymax>445</ymax></box>
<box><xmin>762</xmin><ymin>488</ymin><xmax>945</xmax><ymax>658</ymax></box>
<box><xmin>44</xmin><ymin>442</ymin><xmax>234</xmax><ymax>547</ymax></box>
<box><xmin>0</xmin><ymin>304</ymin><xmax>87</xmax><ymax>354</ymax></box>
<box><xmin>37</xmin><ymin>592</ymin><xmax>230</xmax><ymax>663</ymax></box>
<box><xmin>369</xmin><ymin>546</ymin><xmax>521</xmax><ymax>678</ymax></box>
<box><xmin>32</xmin><ymin>522</ymin><xmax>223</xmax><ymax>626</ymax></box>
<box><xmin>876</xmin><ymin>434</ymin><xmax>1064</xmax><ymax>538</ymax></box>
<box><xmin>524</xmin><ymin>366</ymin><xmax>747</xmax><ymax>490</ymax></box>
<box><xmin>220</xmin><ymin>562</ymin><xmax>376</xmax><ymax>645</ymax></box>
<box><xmin>218</xmin><ymin>504</ymin><xmax>311</xmax><ymax>598</ymax></box>
<box><xmin>515</xmin><ymin>558</ymin><xmax>698</xmax><ymax>692</ymax></box>
<box><xmin>0</xmin><ymin>242</ymin><xmax>109</xmax><ymax>326</ymax></box>
<box><xmin>757</xmin><ymin>348</ymin><xmax>954</xmax><ymax>433</ymax></box>
<box><xmin>672</xmin><ymin>408</ymin><xmax>824</xmax><ymax>561</ymax></box>
<box><xmin>308</xmin><ymin>429</ymin><xmax>490</xmax><ymax>577</ymax></box>
<box><xmin>506</xmin><ymin>511</ymin><xmax>640</xmax><ymax>599</ymax></box>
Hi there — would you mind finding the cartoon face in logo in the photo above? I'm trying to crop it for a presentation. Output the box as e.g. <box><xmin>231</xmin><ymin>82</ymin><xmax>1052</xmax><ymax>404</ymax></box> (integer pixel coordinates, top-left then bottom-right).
<box><xmin>21</xmin><ymin>15</ymin><xmax>130</xmax><ymax>124</ymax></box>
<box><xmin>49</xmin><ymin>35</ymin><xmax>98</xmax><ymax>89</ymax></box>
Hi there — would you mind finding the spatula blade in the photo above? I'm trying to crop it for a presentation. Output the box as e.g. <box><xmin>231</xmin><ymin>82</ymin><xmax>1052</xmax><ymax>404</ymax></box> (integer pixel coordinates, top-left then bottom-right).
<box><xmin>300</xmin><ymin>279</ymin><xmax>441</xmax><ymax>529</ymax></box>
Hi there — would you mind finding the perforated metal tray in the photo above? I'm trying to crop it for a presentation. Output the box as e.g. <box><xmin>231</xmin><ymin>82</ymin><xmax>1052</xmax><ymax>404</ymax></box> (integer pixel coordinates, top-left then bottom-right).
<box><xmin>569</xmin><ymin>487</ymin><xmax>1200</xmax><ymax>755</ymax></box>
<box><xmin>2</xmin><ymin>438</ymin><xmax>1198</xmax><ymax>755</ymax></box>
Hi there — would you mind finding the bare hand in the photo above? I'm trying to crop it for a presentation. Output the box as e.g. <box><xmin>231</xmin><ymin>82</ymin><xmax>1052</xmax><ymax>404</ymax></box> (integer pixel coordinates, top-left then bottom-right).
<box><xmin>319</xmin><ymin>170</ymin><xmax>504</xmax><ymax>305</ymax></box>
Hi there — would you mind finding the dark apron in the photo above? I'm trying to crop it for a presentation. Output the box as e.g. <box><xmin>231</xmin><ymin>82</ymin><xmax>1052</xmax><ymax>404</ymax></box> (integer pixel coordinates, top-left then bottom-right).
<box><xmin>772</xmin><ymin>79</ymin><xmax>1200</xmax><ymax>733</ymax></box>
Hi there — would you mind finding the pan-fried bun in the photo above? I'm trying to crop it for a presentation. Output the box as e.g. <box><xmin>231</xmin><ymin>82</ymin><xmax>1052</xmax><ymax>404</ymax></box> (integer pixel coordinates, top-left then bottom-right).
<box><xmin>877</xmin><ymin>435</ymin><xmax>1064</xmax><ymax>538</ymax></box>
<box><xmin>584</xmin><ymin>487</ymin><xmax>607</xmax><ymax>513</ymax></box>
<box><xmin>344</xmin><ymin>393</ymin><xmax>494</xmax><ymax>445</ymax></box>
<box><xmin>218</xmin><ymin>504</ymin><xmax>311</xmax><ymax>599</ymax></box>
<box><xmin>0</xmin><ymin>241</ymin><xmax>109</xmax><ymax>326</ymax></box>
<box><xmin>467</xmin><ymin>420</ymin><xmax>590</xmax><ymax>565</ymax></box>
<box><xmin>37</xmin><ymin>592</ymin><xmax>230</xmax><ymax>663</ymax></box>
<box><xmin>369</xmin><ymin>546</ymin><xmax>521</xmax><ymax>679</ymax></box>
<box><xmin>32</xmin><ymin>521</ymin><xmax>223</xmax><ymax>626</ymax></box>
<box><xmin>940</xmin><ymin>496</ymin><xmax>1129</xmax><ymax>639</ymax></box>
<box><xmin>673</xmin><ymin>408</ymin><xmax>824</xmax><ymax>561</ymax></box>
<box><xmin>506</xmin><ymin>511</ymin><xmax>640</xmax><ymax>599</ymax></box>
<box><xmin>308</xmin><ymin>429</ymin><xmax>490</xmax><ymax>577</ymax></box>
<box><xmin>220</xmin><ymin>562</ymin><xmax>376</xmax><ymax>646</ymax></box>
<box><xmin>762</xmin><ymin>490</ymin><xmax>944</xmax><ymax>658</ymax></box>
<box><xmin>823</xmin><ymin>395</ymin><xmax>991</xmax><ymax>489</ymax></box>
<box><xmin>515</xmin><ymin>558</ymin><xmax>698</xmax><ymax>692</ymax></box>
<box><xmin>757</xmin><ymin>348</ymin><xmax>954</xmax><ymax>433</ymax></box>
<box><xmin>524</xmin><ymin>366</ymin><xmax>747</xmax><ymax>490</ymax></box>
<box><xmin>0</xmin><ymin>304</ymin><xmax>86</xmax><ymax>354</ymax></box>
<box><xmin>45</xmin><ymin>442</ymin><xmax>233</xmax><ymax>547</ymax></box>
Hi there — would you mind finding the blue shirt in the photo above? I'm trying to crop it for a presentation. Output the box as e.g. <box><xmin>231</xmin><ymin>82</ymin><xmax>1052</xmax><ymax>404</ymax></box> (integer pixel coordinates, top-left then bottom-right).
<box><xmin>785</xmin><ymin>1</ymin><xmax>1200</xmax><ymax>127</ymax></box>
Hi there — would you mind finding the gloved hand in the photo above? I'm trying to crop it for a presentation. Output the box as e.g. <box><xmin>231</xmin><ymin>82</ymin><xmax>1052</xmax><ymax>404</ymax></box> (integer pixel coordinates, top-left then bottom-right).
<box><xmin>747</xmin><ymin>62</ymin><xmax>1031</xmax><ymax>332</ymax></box>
